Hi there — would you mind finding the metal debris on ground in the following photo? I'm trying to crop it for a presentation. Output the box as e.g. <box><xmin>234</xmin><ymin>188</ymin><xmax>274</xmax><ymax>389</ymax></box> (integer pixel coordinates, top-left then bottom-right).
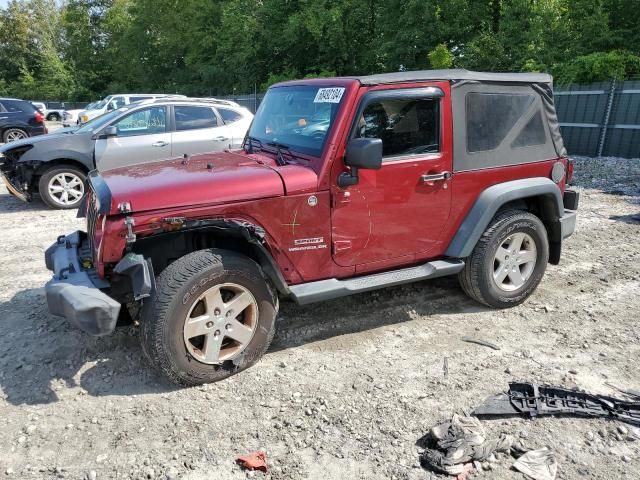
<box><xmin>419</xmin><ymin>413</ymin><xmax>514</xmax><ymax>476</ymax></box>
<box><xmin>604</xmin><ymin>382</ymin><xmax>640</xmax><ymax>399</ymax></box>
<box><xmin>513</xmin><ymin>447</ymin><xmax>558</xmax><ymax>480</ymax></box>
<box><xmin>236</xmin><ymin>451</ymin><xmax>268</xmax><ymax>472</ymax></box>
<box><xmin>461</xmin><ymin>336</ymin><xmax>501</xmax><ymax>350</ymax></box>
<box><xmin>473</xmin><ymin>382</ymin><xmax>640</xmax><ymax>426</ymax></box>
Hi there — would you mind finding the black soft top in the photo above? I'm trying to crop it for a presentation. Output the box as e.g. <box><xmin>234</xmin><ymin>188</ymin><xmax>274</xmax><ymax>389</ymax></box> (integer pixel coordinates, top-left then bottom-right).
<box><xmin>348</xmin><ymin>69</ymin><xmax>553</xmax><ymax>86</ymax></box>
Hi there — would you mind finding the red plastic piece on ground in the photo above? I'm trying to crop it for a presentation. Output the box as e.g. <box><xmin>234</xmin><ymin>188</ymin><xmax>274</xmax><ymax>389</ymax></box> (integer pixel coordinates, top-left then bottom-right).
<box><xmin>456</xmin><ymin>463</ymin><xmax>475</xmax><ymax>480</ymax></box>
<box><xmin>236</xmin><ymin>451</ymin><xmax>268</xmax><ymax>472</ymax></box>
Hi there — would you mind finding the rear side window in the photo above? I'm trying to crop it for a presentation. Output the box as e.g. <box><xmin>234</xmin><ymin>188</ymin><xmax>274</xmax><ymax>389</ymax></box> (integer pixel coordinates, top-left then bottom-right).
<box><xmin>0</xmin><ymin>100</ymin><xmax>35</xmax><ymax>113</ymax></box>
<box><xmin>465</xmin><ymin>93</ymin><xmax>545</xmax><ymax>152</ymax></box>
<box><xmin>175</xmin><ymin>106</ymin><xmax>218</xmax><ymax>131</ymax></box>
<box><xmin>355</xmin><ymin>98</ymin><xmax>440</xmax><ymax>158</ymax></box>
<box><xmin>218</xmin><ymin>107</ymin><xmax>243</xmax><ymax>124</ymax></box>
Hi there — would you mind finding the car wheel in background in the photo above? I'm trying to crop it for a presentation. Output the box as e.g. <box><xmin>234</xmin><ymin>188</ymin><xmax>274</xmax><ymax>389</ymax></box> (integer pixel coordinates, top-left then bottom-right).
<box><xmin>3</xmin><ymin>128</ymin><xmax>29</xmax><ymax>143</ymax></box>
<box><xmin>46</xmin><ymin>113</ymin><xmax>61</xmax><ymax>122</ymax></box>
<box><xmin>38</xmin><ymin>165</ymin><xmax>87</xmax><ymax>209</ymax></box>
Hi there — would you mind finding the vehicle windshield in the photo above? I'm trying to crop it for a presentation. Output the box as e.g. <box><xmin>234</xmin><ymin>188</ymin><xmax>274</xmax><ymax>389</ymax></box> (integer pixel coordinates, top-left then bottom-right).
<box><xmin>91</xmin><ymin>99</ymin><xmax>108</xmax><ymax>110</ymax></box>
<box><xmin>247</xmin><ymin>85</ymin><xmax>346</xmax><ymax>157</ymax></box>
<box><xmin>75</xmin><ymin>107</ymin><xmax>128</xmax><ymax>134</ymax></box>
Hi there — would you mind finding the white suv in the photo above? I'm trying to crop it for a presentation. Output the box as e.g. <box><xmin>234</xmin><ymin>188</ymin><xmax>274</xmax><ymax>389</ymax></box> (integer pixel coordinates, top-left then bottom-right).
<box><xmin>77</xmin><ymin>94</ymin><xmax>185</xmax><ymax>124</ymax></box>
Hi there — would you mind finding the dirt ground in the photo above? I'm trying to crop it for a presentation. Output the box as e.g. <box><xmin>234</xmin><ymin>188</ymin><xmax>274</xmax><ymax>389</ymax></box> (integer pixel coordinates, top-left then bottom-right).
<box><xmin>0</xmin><ymin>157</ymin><xmax>638</xmax><ymax>480</ymax></box>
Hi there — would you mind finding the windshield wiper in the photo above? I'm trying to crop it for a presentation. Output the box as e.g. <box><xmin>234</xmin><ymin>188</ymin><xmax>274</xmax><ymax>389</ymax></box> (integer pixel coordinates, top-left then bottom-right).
<box><xmin>266</xmin><ymin>142</ymin><xmax>295</xmax><ymax>166</ymax></box>
<box><xmin>244</xmin><ymin>135</ymin><xmax>264</xmax><ymax>154</ymax></box>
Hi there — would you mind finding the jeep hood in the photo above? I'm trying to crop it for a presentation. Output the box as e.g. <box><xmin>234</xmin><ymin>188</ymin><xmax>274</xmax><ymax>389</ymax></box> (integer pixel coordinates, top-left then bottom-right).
<box><xmin>96</xmin><ymin>151</ymin><xmax>286</xmax><ymax>214</ymax></box>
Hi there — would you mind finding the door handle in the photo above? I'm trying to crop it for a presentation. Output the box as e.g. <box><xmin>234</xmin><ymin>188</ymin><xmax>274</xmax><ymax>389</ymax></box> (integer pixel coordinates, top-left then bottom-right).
<box><xmin>152</xmin><ymin>141</ymin><xmax>168</xmax><ymax>147</ymax></box>
<box><xmin>214</xmin><ymin>136</ymin><xmax>229</xmax><ymax>142</ymax></box>
<box><xmin>420</xmin><ymin>171</ymin><xmax>452</xmax><ymax>184</ymax></box>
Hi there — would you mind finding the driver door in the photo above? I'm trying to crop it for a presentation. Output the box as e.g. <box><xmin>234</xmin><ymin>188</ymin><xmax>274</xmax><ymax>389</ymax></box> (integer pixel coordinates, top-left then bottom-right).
<box><xmin>331</xmin><ymin>86</ymin><xmax>453</xmax><ymax>267</ymax></box>
<box><xmin>94</xmin><ymin>105</ymin><xmax>171</xmax><ymax>171</ymax></box>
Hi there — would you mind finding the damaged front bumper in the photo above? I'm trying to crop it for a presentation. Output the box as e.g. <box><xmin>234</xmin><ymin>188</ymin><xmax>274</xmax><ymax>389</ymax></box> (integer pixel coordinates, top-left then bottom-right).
<box><xmin>0</xmin><ymin>172</ymin><xmax>30</xmax><ymax>202</ymax></box>
<box><xmin>44</xmin><ymin>231</ymin><xmax>153</xmax><ymax>336</ymax></box>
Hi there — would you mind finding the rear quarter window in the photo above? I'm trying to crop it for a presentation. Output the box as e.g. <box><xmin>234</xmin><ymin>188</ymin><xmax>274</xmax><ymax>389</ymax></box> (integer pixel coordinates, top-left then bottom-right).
<box><xmin>466</xmin><ymin>93</ymin><xmax>539</xmax><ymax>152</ymax></box>
<box><xmin>0</xmin><ymin>100</ymin><xmax>35</xmax><ymax>113</ymax></box>
<box><xmin>217</xmin><ymin>108</ymin><xmax>243</xmax><ymax>124</ymax></box>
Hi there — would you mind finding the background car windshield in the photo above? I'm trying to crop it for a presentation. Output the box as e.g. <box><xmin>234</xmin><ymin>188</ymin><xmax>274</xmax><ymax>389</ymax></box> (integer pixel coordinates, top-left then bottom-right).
<box><xmin>75</xmin><ymin>107</ymin><xmax>128</xmax><ymax>133</ymax></box>
<box><xmin>248</xmin><ymin>85</ymin><xmax>345</xmax><ymax>156</ymax></box>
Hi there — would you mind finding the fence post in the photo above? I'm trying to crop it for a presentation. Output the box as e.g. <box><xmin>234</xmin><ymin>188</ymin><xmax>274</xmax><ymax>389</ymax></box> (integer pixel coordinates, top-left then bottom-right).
<box><xmin>597</xmin><ymin>80</ymin><xmax>616</xmax><ymax>157</ymax></box>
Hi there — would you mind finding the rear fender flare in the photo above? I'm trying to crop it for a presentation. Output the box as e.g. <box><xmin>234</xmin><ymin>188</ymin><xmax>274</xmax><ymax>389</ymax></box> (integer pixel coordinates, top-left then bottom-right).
<box><xmin>445</xmin><ymin>177</ymin><xmax>563</xmax><ymax>259</ymax></box>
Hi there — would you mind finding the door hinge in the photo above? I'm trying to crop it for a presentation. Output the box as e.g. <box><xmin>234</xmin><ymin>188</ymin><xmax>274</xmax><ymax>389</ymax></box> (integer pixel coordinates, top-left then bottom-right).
<box><xmin>124</xmin><ymin>216</ymin><xmax>136</xmax><ymax>244</ymax></box>
<box><xmin>332</xmin><ymin>190</ymin><xmax>351</xmax><ymax>207</ymax></box>
<box><xmin>332</xmin><ymin>240</ymin><xmax>352</xmax><ymax>253</ymax></box>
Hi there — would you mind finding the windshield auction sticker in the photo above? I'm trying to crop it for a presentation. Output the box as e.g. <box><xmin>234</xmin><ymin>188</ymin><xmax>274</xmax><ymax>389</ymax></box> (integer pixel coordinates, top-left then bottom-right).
<box><xmin>314</xmin><ymin>87</ymin><xmax>345</xmax><ymax>103</ymax></box>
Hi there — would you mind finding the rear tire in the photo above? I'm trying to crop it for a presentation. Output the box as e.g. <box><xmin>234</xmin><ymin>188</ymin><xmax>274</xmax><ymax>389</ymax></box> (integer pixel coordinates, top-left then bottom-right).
<box><xmin>458</xmin><ymin>210</ymin><xmax>549</xmax><ymax>308</ymax></box>
<box><xmin>38</xmin><ymin>165</ymin><xmax>87</xmax><ymax>209</ymax></box>
<box><xmin>140</xmin><ymin>249</ymin><xmax>277</xmax><ymax>386</ymax></box>
<box><xmin>47</xmin><ymin>113</ymin><xmax>60</xmax><ymax>121</ymax></box>
<box><xmin>3</xmin><ymin>128</ymin><xmax>28</xmax><ymax>143</ymax></box>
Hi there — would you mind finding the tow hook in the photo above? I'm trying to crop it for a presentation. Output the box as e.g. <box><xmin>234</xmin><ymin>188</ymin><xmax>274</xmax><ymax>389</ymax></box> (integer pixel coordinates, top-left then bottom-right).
<box><xmin>124</xmin><ymin>216</ymin><xmax>136</xmax><ymax>244</ymax></box>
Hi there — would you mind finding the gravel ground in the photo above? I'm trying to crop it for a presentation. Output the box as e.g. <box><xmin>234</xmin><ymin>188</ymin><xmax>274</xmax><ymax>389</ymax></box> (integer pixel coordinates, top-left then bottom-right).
<box><xmin>0</xmin><ymin>156</ymin><xmax>639</xmax><ymax>480</ymax></box>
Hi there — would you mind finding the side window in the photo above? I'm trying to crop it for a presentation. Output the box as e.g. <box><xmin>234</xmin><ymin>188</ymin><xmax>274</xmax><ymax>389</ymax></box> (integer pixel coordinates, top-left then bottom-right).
<box><xmin>355</xmin><ymin>97</ymin><xmax>440</xmax><ymax>158</ymax></box>
<box><xmin>175</xmin><ymin>106</ymin><xmax>218</xmax><ymax>131</ymax></box>
<box><xmin>112</xmin><ymin>97</ymin><xmax>126</xmax><ymax>108</ymax></box>
<box><xmin>1</xmin><ymin>100</ymin><xmax>33</xmax><ymax>113</ymax></box>
<box><xmin>112</xmin><ymin>106</ymin><xmax>167</xmax><ymax>137</ymax></box>
<box><xmin>217</xmin><ymin>107</ymin><xmax>243</xmax><ymax>124</ymax></box>
<box><xmin>465</xmin><ymin>93</ymin><xmax>543</xmax><ymax>152</ymax></box>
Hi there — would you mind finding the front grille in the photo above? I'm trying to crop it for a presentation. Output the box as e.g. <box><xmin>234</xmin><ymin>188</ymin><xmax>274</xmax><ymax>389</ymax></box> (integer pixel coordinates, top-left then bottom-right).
<box><xmin>86</xmin><ymin>190</ymin><xmax>99</xmax><ymax>258</ymax></box>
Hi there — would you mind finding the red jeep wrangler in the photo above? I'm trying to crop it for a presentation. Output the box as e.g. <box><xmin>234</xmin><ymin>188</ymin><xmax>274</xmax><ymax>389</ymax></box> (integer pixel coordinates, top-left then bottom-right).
<box><xmin>44</xmin><ymin>70</ymin><xmax>578</xmax><ymax>385</ymax></box>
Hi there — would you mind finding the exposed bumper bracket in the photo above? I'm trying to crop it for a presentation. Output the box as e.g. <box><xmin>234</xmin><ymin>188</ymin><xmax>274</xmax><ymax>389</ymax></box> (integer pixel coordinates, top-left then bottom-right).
<box><xmin>113</xmin><ymin>253</ymin><xmax>155</xmax><ymax>300</ymax></box>
<box><xmin>44</xmin><ymin>231</ymin><xmax>121</xmax><ymax>336</ymax></box>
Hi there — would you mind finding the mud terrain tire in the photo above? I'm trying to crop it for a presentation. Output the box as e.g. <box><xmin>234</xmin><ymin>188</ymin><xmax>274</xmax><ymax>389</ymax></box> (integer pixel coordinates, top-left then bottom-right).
<box><xmin>459</xmin><ymin>210</ymin><xmax>549</xmax><ymax>308</ymax></box>
<box><xmin>140</xmin><ymin>249</ymin><xmax>277</xmax><ymax>386</ymax></box>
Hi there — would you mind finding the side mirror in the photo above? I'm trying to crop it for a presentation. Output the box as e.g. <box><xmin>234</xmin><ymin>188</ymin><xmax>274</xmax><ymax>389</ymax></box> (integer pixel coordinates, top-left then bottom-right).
<box><xmin>106</xmin><ymin>102</ymin><xmax>115</xmax><ymax>111</ymax></box>
<box><xmin>338</xmin><ymin>138</ymin><xmax>383</xmax><ymax>187</ymax></box>
<box><xmin>97</xmin><ymin>125</ymin><xmax>118</xmax><ymax>139</ymax></box>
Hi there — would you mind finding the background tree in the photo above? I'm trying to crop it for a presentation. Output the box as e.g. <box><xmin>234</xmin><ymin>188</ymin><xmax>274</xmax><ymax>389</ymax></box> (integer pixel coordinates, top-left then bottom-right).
<box><xmin>0</xmin><ymin>0</ymin><xmax>638</xmax><ymax>100</ymax></box>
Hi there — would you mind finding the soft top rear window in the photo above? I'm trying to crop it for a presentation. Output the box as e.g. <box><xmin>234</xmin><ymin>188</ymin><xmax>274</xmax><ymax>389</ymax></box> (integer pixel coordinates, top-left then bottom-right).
<box><xmin>466</xmin><ymin>93</ymin><xmax>536</xmax><ymax>152</ymax></box>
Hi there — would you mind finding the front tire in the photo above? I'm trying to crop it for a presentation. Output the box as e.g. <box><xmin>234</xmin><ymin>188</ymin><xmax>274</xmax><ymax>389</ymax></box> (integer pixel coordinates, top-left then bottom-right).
<box><xmin>458</xmin><ymin>210</ymin><xmax>549</xmax><ymax>308</ymax></box>
<box><xmin>47</xmin><ymin>113</ymin><xmax>60</xmax><ymax>122</ymax></box>
<box><xmin>140</xmin><ymin>249</ymin><xmax>277</xmax><ymax>386</ymax></box>
<box><xmin>38</xmin><ymin>165</ymin><xmax>87</xmax><ymax>209</ymax></box>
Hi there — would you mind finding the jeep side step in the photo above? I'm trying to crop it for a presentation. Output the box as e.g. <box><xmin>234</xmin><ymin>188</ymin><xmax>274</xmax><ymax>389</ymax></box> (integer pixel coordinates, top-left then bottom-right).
<box><xmin>289</xmin><ymin>259</ymin><xmax>465</xmax><ymax>305</ymax></box>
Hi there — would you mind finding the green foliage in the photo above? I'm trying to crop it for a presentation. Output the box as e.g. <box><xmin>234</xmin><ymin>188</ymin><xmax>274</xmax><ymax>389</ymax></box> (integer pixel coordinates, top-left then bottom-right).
<box><xmin>555</xmin><ymin>51</ymin><xmax>640</xmax><ymax>85</ymax></box>
<box><xmin>428</xmin><ymin>44</ymin><xmax>454</xmax><ymax>69</ymax></box>
<box><xmin>0</xmin><ymin>0</ymin><xmax>638</xmax><ymax>100</ymax></box>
